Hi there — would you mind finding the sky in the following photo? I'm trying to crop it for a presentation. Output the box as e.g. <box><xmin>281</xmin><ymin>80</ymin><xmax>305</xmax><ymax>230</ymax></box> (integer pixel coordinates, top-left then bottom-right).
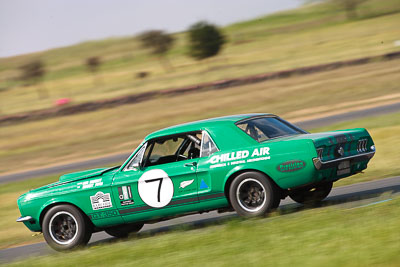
<box><xmin>0</xmin><ymin>0</ymin><xmax>300</xmax><ymax>58</ymax></box>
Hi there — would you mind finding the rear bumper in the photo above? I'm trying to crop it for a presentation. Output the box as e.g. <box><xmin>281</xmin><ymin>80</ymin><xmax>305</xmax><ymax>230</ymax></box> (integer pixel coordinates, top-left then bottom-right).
<box><xmin>312</xmin><ymin>151</ymin><xmax>375</xmax><ymax>170</ymax></box>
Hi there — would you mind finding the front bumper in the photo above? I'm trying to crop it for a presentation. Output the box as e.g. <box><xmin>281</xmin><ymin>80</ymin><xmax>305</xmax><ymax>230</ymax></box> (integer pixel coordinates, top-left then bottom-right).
<box><xmin>16</xmin><ymin>216</ymin><xmax>34</xmax><ymax>223</ymax></box>
<box><xmin>312</xmin><ymin>151</ymin><xmax>375</xmax><ymax>170</ymax></box>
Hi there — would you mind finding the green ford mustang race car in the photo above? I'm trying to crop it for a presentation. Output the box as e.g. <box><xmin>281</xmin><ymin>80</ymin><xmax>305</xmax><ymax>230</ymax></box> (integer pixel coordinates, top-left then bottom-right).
<box><xmin>17</xmin><ymin>114</ymin><xmax>375</xmax><ymax>250</ymax></box>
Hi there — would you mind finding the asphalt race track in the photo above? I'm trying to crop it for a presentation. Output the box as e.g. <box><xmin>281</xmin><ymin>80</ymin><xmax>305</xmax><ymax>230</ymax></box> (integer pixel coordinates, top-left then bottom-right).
<box><xmin>1</xmin><ymin>102</ymin><xmax>400</xmax><ymax>263</ymax></box>
<box><xmin>1</xmin><ymin>176</ymin><xmax>399</xmax><ymax>263</ymax></box>
<box><xmin>1</xmin><ymin>101</ymin><xmax>400</xmax><ymax>184</ymax></box>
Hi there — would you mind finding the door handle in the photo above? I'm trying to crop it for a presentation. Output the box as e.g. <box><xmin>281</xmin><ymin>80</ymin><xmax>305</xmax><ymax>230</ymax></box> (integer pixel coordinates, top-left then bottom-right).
<box><xmin>184</xmin><ymin>162</ymin><xmax>197</xmax><ymax>167</ymax></box>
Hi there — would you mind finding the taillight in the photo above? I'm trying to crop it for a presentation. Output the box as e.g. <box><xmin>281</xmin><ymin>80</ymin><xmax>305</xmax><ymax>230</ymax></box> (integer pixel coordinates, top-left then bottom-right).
<box><xmin>357</xmin><ymin>139</ymin><xmax>367</xmax><ymax>153</ymax></box>
<box><xmin>317</xmin><ymin>148</ymin><xmax>324</xmax><ymax>159</ymax></box>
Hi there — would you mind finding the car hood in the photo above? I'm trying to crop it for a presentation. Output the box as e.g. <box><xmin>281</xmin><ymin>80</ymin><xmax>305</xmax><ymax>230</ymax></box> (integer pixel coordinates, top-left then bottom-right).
<box><xmin>26</xmin><ymin>166</ymin><xmax>120</xmax><ymax>193</ymax></box>
<box><xmin>58</xmin><ymin>166</ymin><xmax>120</xmax><ymax>183</ymax></box>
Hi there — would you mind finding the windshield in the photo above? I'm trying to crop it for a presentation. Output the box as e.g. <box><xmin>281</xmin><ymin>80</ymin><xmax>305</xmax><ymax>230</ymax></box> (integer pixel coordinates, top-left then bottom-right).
<box><xmin>236</xmin><ymin>116</ymin><xmax>304</xmax><ymax>142</ymax></box>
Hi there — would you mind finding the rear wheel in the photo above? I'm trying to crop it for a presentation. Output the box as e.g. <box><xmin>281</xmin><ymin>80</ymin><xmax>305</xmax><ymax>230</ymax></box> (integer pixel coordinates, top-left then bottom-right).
<box><xmin>42</xmin><ymin>205</ymin><xmax>92</xmax><ymax>251</ymax></box>
<box><xmin>229</xmin><ymin>172</ymin><xmax>277</xmax><ymax>217</ymax></box>
<box><xmin>270</xmin><ymin>195</ymin><xmax>281</xmax><ymax>210</ymax></box>
<box><xmin>105</xmin><ymin>223</ymin><xmax>144</xmax><ymax>238</ymax></box>
<box><xmin>289</xmin><ymin>182</ymin><xmax>333</xmax><ymax>204</ymax></box>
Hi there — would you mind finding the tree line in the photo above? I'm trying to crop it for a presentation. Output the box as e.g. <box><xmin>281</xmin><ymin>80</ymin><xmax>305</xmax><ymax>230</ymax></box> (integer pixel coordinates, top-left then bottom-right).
<box><xmin>18</xmin><ymin>0</ymin><xmax>366</xmax><ymax>99</ymax></box>
<box><xmin>19</xmin><ymin>21</ymin><xmax>225</xmax><ymax>99</ymax></box>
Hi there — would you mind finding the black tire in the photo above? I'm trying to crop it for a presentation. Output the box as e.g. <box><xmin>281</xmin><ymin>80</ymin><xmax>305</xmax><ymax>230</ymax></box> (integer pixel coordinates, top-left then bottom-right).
<box><xmin>289</xmin><ymin>182</ymin><xmax>333</xmax><ymax>204</ymax></box>
<box><xmin>42</xmin><ymin>204</ymin><xmax>92</xmax><ymax>251</ymax></box>
<box><xmin>105</xmin><ymin>223</ymin><xmax>144</xmax><ymax>238</ymax></box>
<box><xmin>270</xmin><ymin>195</ymin><xmax>281</xmax><ymax>210</ymax></box>
<box><xmin>229</xmin><ymin>172</ymin><xmax>277</xmax><ymax>217</ymax></box>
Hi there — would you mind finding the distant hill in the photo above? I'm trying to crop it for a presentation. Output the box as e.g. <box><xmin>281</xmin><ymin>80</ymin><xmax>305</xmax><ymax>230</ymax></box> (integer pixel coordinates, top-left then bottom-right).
<box><xmin>0</xmin><ymin>0</ymin><xmax>399</xmax><ymax>116</ymax></box>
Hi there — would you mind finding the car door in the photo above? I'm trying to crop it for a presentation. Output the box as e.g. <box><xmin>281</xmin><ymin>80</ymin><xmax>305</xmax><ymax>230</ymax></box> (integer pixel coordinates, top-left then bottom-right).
<box><xmin>196</xmin><ymin>130</ymin><xmax>224</xmax><ymax>200</ymax></box>
<box><xmin>111</xmin><ymin>133</ymin><xmax>201</xmax><ymax>223</ymax></box>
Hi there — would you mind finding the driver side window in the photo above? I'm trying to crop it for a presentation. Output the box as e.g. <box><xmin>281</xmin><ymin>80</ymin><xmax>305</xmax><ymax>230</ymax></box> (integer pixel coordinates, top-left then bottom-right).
<box><xmin>142</xmin><ymin>132</ymin><xmax>202</xmax><ymax>167</ymax></box>
<box><xmin>147</xmin><ymin>137</ymin><xmax>185</xmax><ymax>166</ymax></box>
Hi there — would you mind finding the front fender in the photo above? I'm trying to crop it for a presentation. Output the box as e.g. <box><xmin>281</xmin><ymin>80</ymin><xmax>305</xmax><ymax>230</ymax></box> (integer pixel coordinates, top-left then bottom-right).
<box><xmin>38</xmin><ymin>196</ymin><xmax>84</xmax><ymax>222</ymax></box>
<box><xmin>23</xmin><ymin>196</ymin><xmax>84</xmax><ymax>232</ymax></box>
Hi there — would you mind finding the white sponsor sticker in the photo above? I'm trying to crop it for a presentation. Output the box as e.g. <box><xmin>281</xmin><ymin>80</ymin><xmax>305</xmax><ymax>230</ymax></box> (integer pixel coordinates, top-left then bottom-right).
<box><xmin>118</xmin><ymin>185</ymin><xmax>134</xmax><ymax>206</ymax></box>
<box><xmin>207</xmin><ymin>147</ymin><xmax>271</xmax><ymax>168</ymax></box>
<box><xmin>179</xmin><ymin>179</ymin><xmax>194</xmax><ymax>189</ymax></box>
<box><xmin>138</xmin><ymin>169</ymin><xmax>174</xmax><ymax>208</ymax></box>
<box><xmin>90</xmin><ymin>191</ymin><xmax>112</xmax><ymax>210</ymax></box>
<box><xmin>77</xmin><ymin>178</ymin><xmax>103</xmax><ymax>189</ymax></box>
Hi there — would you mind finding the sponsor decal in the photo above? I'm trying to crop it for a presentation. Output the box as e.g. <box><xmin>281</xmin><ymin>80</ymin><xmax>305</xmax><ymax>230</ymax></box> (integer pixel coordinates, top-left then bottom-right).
<box><xmin>77</xmin><ymin>178</ymin><xmax>103</xmax><ymax>189</ymax></box>
<box><xmin>277</xmin><ymin>160</ymin><xmax>306</xmax><ymax>172</ymax></box>
<box><xmin>90</xmin><ymin>191</ymin><xmax>112</xmax><ymax>210</ymax></box>
<box><xmin>208</xmin><ymin>147</ymin><xmax>271</xmax><ymax>168</ymax></box>
<box><xmin>200</xmin><ymin>179</ymin><xmax>209</xmax><ymax>189</ymax></box>
<box><xmin>138</xmin><ymin>169</ymin><xmax>174</xmax><ymax>208</ymax></box>
<box><xmin>118</xmin><ymin>185</ymin><xmax>134</xmax><ymax>206</ymax></box>
<box><xmin>91</xmin><ymin>210</ymin><xmax>119</xmax><ymax>220</ymax></box>
<box><xmin>179</xmin><ymin>179</ymin><xmax>194</xmax><ymax>189</ymax></box>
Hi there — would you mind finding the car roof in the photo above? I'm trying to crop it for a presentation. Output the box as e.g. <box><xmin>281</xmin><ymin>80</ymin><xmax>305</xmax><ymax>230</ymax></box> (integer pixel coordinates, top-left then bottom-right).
<box><xmin>145</xmin><ymin>113</ymin><xmax>273</xmax><ymax>140</ymax></box>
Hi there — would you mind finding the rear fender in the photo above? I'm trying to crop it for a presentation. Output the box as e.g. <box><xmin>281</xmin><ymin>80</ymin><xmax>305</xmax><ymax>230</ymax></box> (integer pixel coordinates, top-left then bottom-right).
<box><xmin>223</xmin><ymin>165</ymin><xmax>275</xmax><ymax>187</ymax></box>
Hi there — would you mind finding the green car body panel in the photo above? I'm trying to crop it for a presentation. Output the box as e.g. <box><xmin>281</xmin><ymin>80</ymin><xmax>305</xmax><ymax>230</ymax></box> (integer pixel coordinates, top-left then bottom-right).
<box><xmin>17</xmin><ymin>114</ymin><xmax>375</xmax><ymax>232</ymax></box>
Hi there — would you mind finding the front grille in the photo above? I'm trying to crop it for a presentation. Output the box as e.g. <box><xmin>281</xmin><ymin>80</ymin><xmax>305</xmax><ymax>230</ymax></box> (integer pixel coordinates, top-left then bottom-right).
<box><xmin>357</xmin><ymin>139</ymin><xmax>367</xmax><ymax>153</ymax></box>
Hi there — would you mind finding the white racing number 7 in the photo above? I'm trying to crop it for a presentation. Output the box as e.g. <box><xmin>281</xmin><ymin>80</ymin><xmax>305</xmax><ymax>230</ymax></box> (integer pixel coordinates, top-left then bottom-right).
<box><xmin>138</xmin><ymin>169</ymin><xmax>174</xmax><ymax>208</ymax></box>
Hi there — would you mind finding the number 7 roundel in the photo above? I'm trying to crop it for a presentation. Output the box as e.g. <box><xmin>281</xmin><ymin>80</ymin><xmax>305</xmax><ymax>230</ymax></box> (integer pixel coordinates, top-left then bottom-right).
<box><xmin>138</xmin><ymin>169</ymin><xmax>174</xmax><ymax>208</ymax></box>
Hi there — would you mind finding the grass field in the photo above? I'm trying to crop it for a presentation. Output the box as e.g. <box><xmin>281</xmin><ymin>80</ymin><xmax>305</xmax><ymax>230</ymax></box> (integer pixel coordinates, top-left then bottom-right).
<box><xmin>1</xmin><ymin>111</ymin><xmax>399</xmax><ymax>250</ymax></box>
<box><xmin>0</xmin><ymin>176</ymin><xmax>56</xmax><ymax>250</ymax></box>
<box><xmin>1</xmin><ymin>59</ymin><xmax>399</xmax><ymax>174</ymax></box>
<box><xmin>1</xmin><ymin>1</ymin><xmax>400</xmax><ymax>263</ymax></box>
<box><xmin>6</xmin><ymin>193</ymin><xmax>400</xmax><ymax>266</ymax></box>
<box><xmin>0</xmin><ymin>0</ymin><xmax>399</xmax><ymax>115</ymax></box>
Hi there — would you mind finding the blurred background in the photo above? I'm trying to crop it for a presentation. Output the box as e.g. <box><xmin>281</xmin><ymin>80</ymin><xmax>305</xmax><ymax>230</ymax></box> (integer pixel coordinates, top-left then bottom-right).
<box><xmin>0</xmin><ymin>0</ymin><xmax>399</xmax><ymax>173</ymax></box>
<box><xmin>0</xmin><ymin>0</ymin><xmax>400</xmax><ymax>264</ymax></box>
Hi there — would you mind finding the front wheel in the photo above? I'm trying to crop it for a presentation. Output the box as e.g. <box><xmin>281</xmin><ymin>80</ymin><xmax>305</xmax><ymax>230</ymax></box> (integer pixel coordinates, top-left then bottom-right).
<box><xmin>289</xmin><ymin>182</ymin><xmax>333</xmax><ymax>204</ymax></box>
<box><xmin>229</xmin><ymin>172</ymin><xmax>278</xmax><ymax>217</ymax></box>
<box><xmin>42</xmin><ymin>204</ymin><xmax>92</xmax><ymax>251</ymax></box>
<box><xmin>105</xmin><ymin>223</ymin><xmax>144</xmax><ymax>238</ymax></box>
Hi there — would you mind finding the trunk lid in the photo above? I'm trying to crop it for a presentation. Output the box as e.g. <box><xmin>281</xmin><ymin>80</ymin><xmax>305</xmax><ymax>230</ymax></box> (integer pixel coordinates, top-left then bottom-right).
<box><xmin>266</xmin><ymin>128</ymin><xmax>374</xmax><ymax>161</ymax></box>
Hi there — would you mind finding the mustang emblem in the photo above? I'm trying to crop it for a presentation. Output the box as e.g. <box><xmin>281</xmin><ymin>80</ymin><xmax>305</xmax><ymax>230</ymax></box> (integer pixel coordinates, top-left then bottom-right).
<box><xmin>337</xmin><ymin>146</ymin><xmax>344</xmax><ymax>157</ymax></box>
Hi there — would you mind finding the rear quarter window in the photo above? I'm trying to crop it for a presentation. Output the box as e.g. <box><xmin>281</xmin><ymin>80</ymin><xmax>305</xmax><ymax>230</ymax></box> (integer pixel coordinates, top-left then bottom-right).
<box><xmin>236</xmin><ymin>117</ymin><xmax>304</xmax><ymax>142</ymax></box>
